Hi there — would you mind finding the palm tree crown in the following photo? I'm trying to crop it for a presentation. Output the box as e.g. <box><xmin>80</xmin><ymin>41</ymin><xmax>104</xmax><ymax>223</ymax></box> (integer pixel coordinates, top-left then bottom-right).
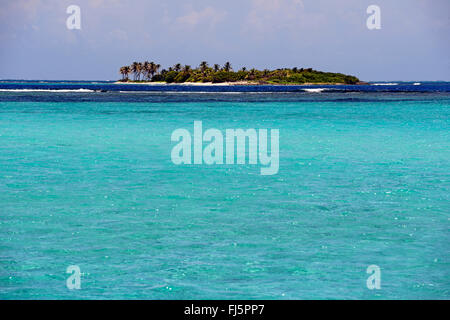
<box><xmin>223</xmin><ymin>62</ymin><xmax>232</xmax><ymax>72</ymax></box>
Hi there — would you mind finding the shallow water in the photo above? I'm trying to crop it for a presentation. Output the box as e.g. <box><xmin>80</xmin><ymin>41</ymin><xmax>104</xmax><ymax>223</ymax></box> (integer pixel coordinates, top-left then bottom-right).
<box><xmin>0</xmin><ymin>82</ymin><xmax>449</xmax><ymax>299</ymax></box>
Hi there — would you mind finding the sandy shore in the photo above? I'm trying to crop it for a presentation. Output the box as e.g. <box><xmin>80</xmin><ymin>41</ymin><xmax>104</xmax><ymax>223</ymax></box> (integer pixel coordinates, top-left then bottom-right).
<box><xmin>115</xmin><ymin>81</ymin><xmax>258</xmax><ymax>86</ymax></box>
<box><xmin>114</xmin><ymin>81</ymin><xmax>354</xmax><ymax>86</ymax></box>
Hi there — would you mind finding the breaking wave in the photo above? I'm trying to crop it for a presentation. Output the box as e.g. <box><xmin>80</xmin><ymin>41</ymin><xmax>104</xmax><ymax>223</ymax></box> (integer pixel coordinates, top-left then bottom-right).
<box><xmin>0</xmin><ymin>89</ymin><xmax>95</xmax><ymax>93</ymax></box>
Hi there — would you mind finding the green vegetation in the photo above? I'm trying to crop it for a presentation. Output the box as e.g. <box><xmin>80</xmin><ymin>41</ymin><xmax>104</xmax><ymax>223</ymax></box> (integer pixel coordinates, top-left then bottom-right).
<box><xmin>119</xmin><ymin>61</ymin><xmax>360</xmax><ymax>85</ymax></box>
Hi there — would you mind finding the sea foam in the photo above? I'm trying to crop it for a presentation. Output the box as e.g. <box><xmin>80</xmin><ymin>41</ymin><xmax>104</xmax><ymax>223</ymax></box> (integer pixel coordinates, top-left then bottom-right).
<box><xmin>0</xmin><ymin>89</ymin><xmax>95</xmax><ymax>92</ymax></box>
<box><xmin>303</xmin><ymin>88</ymin><xmax>327</xmax><ymax>93</ymax></box>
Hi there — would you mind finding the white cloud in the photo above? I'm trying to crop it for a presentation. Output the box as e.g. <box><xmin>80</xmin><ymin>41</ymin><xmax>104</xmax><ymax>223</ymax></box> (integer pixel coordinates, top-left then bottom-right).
<box><xmin>87</xmin><ymin>0</ymin><xmax>122</xmax><ymax>8</ymax></box>
<box><xmin>243</xmin><ymin>0</ymin><xmax>328</xmax><ymax>36</ymax></box>
<box><xmin>175</xmin><ymin>6</ymin><xmax>227</xmax><ymax>29</ymax></box>
<box><xmin>0</xmin><ymin>0</ymin><xmax>42</xmax><ymax>21</ymax></box>
<box><xmin>245</xmin><ymin>0</ymin><xmax>304</xmax><ymax>31</ymax></box>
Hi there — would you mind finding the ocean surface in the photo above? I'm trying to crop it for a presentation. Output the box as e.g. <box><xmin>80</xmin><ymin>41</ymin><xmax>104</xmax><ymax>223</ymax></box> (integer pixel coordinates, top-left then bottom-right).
<box><xmin>0</xmin><ymin>81</ymin><xmax>449</xmax><ymax>299</ymax></box>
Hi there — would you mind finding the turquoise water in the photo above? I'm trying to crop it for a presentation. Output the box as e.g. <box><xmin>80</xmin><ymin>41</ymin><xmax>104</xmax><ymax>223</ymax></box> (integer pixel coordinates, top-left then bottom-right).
<box><xmin>0</xmin><ymin>86</ymin><xmax>449</xmax><ymax>299</ymax></box>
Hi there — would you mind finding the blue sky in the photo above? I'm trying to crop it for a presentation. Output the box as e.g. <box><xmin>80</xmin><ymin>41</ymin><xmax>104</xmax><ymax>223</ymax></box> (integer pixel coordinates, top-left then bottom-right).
<box><xmin>0</xmin><ymin>0</ymin><xmax>448</xmax><ymax>81</ymax></box>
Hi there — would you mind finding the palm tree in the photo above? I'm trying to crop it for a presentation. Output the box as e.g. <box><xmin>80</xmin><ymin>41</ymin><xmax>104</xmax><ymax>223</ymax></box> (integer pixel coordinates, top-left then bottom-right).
<box><xmin>183</xmin><ymin>65</ymin><xmax>192</xmax><ymax>73</ymax></box>
<box><xmin>249</xmin><ymin>68</ymin><xmax>258</xmax><ymax>80</ymax></box>
<box><xmin>154</xmin><ymin>63</ymin><xmax>161</xmax><ymax>75</ymax></box>
<box><xmin>131</xmin><ymin>62</ymin><xmax>140</xmax><ymax>81</ymax></box>
<box><xmin>223</xmin><ymin>62</ymin><xmax>232</xmax><ymax>72</ymax></box>
<box><xmin>123</xmin><ymin>66</ymin><xmax>130</xmax><ymax>80</ymax></box>
<box><xmin>132</xmin><ymin>62</ymin><xmax>144</xmax><ymax>81</ymax></box>
<box><xmin>120</xmin><ymin>66</ymin><xmax>131</xmax><ymax>81</ymax></box>
<box><xmin>148</xmin><ymin>62</ymin><xmax>156</xmax><ymax>79</ymax></box>
<box><xmin>119</xmin><ymin>66</ymin><xmax>128</xmax><ymax>80</ymax></box>
<box><xmin>147</xmin><ymin>62</ymin><xmax>160</xmax><ymax>79</ymax></box>
<box><xmin>142</xmin><ymin>61</ymin><xmax>151</xmax><ymax>80</ymax></box>
<box><xmin>174</xmin><ymin>63</ymin><xmax>182</xmax><ymax>72</ymax></box>
<box><xmin>240</xmin><ymin>67</ymin><xmax>247</xmax><ymax>72</ymax></box>
<box><xmin>138</xmin><ymin>62</ymin><xmax>145</xmax><ymax>80</ymax></box>
<box><xmin>199</xmin><ymin>61</ymin><xmax>209</xmax><ymax>73</ymax></box>
<box><xmin>213</xmin><ymin>64</ymin><xmax>220</xmax><ymax>72</ymax></box>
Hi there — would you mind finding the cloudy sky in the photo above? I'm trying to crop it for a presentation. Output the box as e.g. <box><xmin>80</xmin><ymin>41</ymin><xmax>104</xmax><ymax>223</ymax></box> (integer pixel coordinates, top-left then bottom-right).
<box><xmin>0</xmin><ymin>0</ymin><xmax>448</xmax><ymax>81</ymax></box>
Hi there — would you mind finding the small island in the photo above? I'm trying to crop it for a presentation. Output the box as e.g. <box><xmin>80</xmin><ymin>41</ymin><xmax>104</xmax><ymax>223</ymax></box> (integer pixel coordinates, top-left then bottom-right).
<box><xmin>118</xmin><ymin>61</ymin><xmax>360</xmax><ymax>85</ymax></box>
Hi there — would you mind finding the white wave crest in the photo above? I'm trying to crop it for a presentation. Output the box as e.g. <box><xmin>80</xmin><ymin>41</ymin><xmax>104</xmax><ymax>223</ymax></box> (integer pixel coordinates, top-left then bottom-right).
<box><xmin>0</xmin><ymin>89</ymin><xmax>95</xmax><ymax>92</ymax></box>
<box><xmin>372</xmin><ymin>83</ymin><xmax>398</xmax><ymax>86</ymax></box>
<box><xmin>303</xmin><ymin>88</ymin><xmax>327</xmax><ymax>93</ymax></box>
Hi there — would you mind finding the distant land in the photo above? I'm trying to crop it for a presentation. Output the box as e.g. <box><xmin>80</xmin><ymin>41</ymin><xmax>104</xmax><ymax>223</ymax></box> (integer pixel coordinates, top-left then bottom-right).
<box><xmin>118</xmin><ymin>61</ymin><xmax>362</xmax><ymax>85</ymax></box>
